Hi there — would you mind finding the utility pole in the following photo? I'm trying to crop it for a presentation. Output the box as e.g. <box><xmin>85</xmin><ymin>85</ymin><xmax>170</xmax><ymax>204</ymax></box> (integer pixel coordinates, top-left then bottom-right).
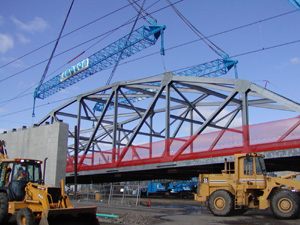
<box><xmin>74</xmin><ymin>125</ymin><xmax>78</xmax><ymax>199</ymax></box>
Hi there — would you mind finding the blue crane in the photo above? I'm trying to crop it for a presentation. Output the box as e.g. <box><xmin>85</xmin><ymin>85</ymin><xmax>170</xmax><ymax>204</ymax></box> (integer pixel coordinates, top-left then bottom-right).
<box><xmin>93</xmin><ymin>0</ymin><xmax>239</xmax><ymax>113</ymax></box>
<box><xmin>34</xmin><ymin>24</ymin><xmax>166</xmax><ymax>100</ymax></box>
<box><xmin>174</xmin><ymin>58</ymin><xmax>237</xmax><ymax>77</ymax></box>
<box><xmin>289</xmin><ymin>0</ymin><xmax>300</xmax><ymax>8</ymax></box>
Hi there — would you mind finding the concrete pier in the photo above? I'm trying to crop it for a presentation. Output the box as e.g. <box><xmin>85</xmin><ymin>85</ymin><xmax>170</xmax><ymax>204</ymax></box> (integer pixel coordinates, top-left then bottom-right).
<box><xmin>0</xmin><ymin>122</ymin><xmax>68</xmax><ymax>186</ymax></box>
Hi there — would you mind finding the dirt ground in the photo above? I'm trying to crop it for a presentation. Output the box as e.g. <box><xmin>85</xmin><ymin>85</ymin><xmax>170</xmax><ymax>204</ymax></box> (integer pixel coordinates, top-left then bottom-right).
<box><xmin>80</xmin><ymin>198</ymin><xmax>300</xmax><ymax>225</ymax></box>
<box><xmin>7</xmin><ymin>198</ymin><xmax>300</xmax><ymax>225</ymax></box>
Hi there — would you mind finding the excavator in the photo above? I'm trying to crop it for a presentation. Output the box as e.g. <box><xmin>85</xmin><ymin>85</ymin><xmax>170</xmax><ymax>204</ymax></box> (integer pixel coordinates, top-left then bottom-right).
<box><xmin>0</xmin><ymin>140</ymin><xmax>98</xmax><ymax>225</ymax></box>
<box><xmin>195</xmin><ymin>153</ymin><xmax>300</xmax><ymax>219</ymax></box>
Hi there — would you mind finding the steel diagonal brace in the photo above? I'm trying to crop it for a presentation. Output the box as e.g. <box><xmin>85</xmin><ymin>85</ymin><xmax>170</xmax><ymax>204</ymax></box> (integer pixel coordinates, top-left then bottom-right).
<box><xmin>171</xmin><ymin>84</ymin><xmax>206</xmax><ymax>121</ymax></box>
<box><xmin>277</xmin><ymin>117</ymin><xmax>300</xmax><ymax>142</ymax></box>
<box><xmin>81</xmin><ymin>100</ymin><xmax>91</xmax><ymax>119</ymax></box>
<box><xmin>68</xmin><ymin>130</ymin><xmax>86</xmax><ymax>149</ymax></box>
<box><xmin>123</xmin><ymin>86</ymin><xmax>187</xmax><ymax>105</ymax></box>
<box><xmin>170</xmin><ymin>108</ymin><xmax>191</xmax><ymax>139</ymax></box>
<box><xmin>159</xmin><ymin>107</ymin><xmax>190</xmax><ymax>135</ymax></box>
<box><xmin>119</xmin><ymin>88</ymin><xmax>156</xmax><ymax>134</ymax></box>
<box><xmin>172</xmin><ymin>91</ymin><xmax>239</xmax><ymax>160</ymax></box>
<box><xmin>116</xmin><ymin>85</ymin><xmax>166</xmax><ymax>166</ymax></box>
<box><xmin>78</xmin><ymin>91</ymin><xmax>115</xmax><ymax>168</ymax></box>
<box><xmin>159</xmin><ymin>93</ymin><xmax>208</xmax><ymax>134</ymax></box>
<box><xmin>208</xmin><ymin>107</ymin><xmax>241</xmax><ymax>151</ymax></box>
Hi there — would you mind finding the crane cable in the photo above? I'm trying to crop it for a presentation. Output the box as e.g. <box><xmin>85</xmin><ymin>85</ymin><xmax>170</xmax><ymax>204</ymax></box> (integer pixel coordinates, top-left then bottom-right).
<box><xmin>33</xmin><ymin>0</ymin><xmax>75</xmax><ymax>117</ymax></box>
<box><xmin>105</xmin><ymin>0</ymin><xmax>146</xmax><ymax>86</ymax></box>
<box><xmin>0</xmin><ymin>6</ymin><xmax>298</xmax><ymax>106</ymax></box>
<box><xmin>128</xmin><ymin>0</ymin><xmax>157</xmax><ymax>24</ymax></box>
<box><xmin>2</xmin><ymin>36</ymin><xmax>300</xmax><ymax>119</ymax></box>
<box><xmin>0</xmin><ymin>0</ymin><xmax>145</xmax><ymax>71</ymax></box>
<box><xmin>165</xmin><ymin>0</ymin><xmax>228</xmax><ymax>59</ymax></box>
<box><xmin>0</xmin><ymin>0</ymin><xmax>168</xmax><ymax>107</ymax></box>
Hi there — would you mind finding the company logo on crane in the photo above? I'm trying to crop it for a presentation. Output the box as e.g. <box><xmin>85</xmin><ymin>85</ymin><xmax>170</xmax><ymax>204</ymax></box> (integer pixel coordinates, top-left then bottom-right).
<box><xmin>59</xmin><ymin>58</ymin><xmax>90</xmax><ymax>82</ymax></box>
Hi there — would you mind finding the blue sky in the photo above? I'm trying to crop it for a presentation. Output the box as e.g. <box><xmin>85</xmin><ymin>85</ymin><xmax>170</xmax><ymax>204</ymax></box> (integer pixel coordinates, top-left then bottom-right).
<box><xmin>0</xmin><ymin>0</ymin><xmax>300</xmax><ymax>132</ymax></box>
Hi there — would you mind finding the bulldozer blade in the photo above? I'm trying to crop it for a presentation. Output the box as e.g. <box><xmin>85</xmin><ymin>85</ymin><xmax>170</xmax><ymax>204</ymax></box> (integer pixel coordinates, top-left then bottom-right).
<box><xmin>39</xmin><ymin>215</ymin><xmax>49</xmax><ymax>225</ymax></box>
<box><xmin>40</xmin><ymin>206</ymin><xmax>98</xmax><ymax>225</ymax></box>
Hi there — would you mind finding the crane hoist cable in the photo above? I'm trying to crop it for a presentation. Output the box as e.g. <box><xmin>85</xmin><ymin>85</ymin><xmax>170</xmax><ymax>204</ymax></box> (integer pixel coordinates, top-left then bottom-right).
<box><xmin>165</xmin><ymin>0</ymin><xmax>238</xmax><ymax>78</ymax></box>
<box><xmin>128</xmin><ymin>0</ymin><xmax>158</xmax><ymax>24</ymax></box>
<box><xmin>128</xmin><ymin>0</ymin><xmax>167</xmax><ymax>70</ymax></box>
<box><xmin>93</xmin><ymin>1</ymin><xmax>240</xmax><ymax>112</ymax></box>
<box><xmin>68</xmin><ymin>0</ymin><xmax>161</xmax><ymax>67</ymax></box>
<box><xmin>106</xmin><ymin>0</ymin><xmax>147</xmax><ymax>86</ymax></box>
<box><xmin>33</xmin><ymin>0</ymin><xmax>75</xmax><ymax>117</ymax></box>
<box><xmin>92</xmin><ymin>0</ymin><xmax>148</xmax><ymax>113</ymax></box>
<box><xmin>165</xmin><ymin>0</ymin><xmax>228</xmax><ymax>59</ymax></box>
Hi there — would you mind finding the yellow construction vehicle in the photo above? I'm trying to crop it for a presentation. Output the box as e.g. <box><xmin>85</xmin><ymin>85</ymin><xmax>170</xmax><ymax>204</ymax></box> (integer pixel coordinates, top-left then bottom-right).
<box><xmin>0</xmin><ymin>140</ymin><xmax>97</xmax><ymax>225</ymax></box>
<box><xmin>194</xmin><ymin>153</ymin><xmax>300</xmax><ymax>219</ymax></box>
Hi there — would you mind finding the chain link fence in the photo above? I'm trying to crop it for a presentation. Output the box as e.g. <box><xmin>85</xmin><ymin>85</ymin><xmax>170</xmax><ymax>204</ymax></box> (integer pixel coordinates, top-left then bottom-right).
<box><xmin>68</xmin><ymin>182</ymin><xmax>147</xmax><ymax>206</ymax></box>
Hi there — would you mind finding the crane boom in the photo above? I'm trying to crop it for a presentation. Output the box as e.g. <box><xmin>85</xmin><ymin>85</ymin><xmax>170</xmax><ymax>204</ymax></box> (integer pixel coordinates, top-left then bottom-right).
<box><xmin>289</xmin><ymin>0</ymin><xmax>300</xmax><ymax>8</ymax></box>
<box><xmin>34</xmin><ymin>24</ymin><xmax>166</xmax><ymax>100</ymax></box>
<box><xmin>174</xmin><ymin>58</ymin><xmax>237</xmax><ymax>77</ymax></box>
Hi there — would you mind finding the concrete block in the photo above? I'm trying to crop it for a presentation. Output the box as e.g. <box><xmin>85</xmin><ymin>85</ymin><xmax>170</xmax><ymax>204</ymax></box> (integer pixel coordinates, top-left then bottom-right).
<box><xmin>0</xmin><ymin>122</ymin><xmax>68</xmax><ymax>186</ymax></box>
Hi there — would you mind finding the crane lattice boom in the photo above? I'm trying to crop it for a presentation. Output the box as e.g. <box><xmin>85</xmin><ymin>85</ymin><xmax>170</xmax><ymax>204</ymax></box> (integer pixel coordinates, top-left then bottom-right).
<box><xmin>34</xmin><ymin>24</ymin><xmax>166</xmax><ymax>100</ymax></box>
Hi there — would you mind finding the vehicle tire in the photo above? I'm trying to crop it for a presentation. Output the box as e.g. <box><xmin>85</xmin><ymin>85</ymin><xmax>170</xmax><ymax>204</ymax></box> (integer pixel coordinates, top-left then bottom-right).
<box><xmin>16</xmin><ymin>208</ymin><xmax>35</xmax><ymax>225</ymax></box>
<box><xmin>271</xmin><ymin>190</ymin><xmax>300</xmax><ymax>219</ymax></box>
<box><xmin>0</xmin><ymin>192</ymin><xmax>8</xmax><ymax>224</ymax></box>
<box><xmin>208</xmin><ymin>190</ymin><xmax>234</xmax><ymax>216</ymax></box>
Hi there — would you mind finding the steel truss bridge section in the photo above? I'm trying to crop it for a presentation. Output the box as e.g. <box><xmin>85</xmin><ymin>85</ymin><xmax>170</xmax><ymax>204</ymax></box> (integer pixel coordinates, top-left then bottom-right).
<box><xmin>38</xmin><ymin>73</ymin><xmax>300</xmax><ymax>180</ymax></box>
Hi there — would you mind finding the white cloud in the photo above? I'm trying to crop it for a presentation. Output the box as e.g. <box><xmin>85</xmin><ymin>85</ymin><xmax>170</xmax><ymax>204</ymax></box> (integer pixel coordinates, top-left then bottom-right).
<box><xmin>0</xmin><ymin>34</ymin><xmax>14</xmax><ymax>53</ymax></box>
<box><xmin>11</xmin><ymin>16</ymin><xmax>48</xmax><ymax>32</ymax></box>
<box><xmin>16</xmin><ymin>33</ymin><xmax>30</xmax><ymax>44</ymax></box>
<box><xmin>290</xmin><ymin>57</ymin><xmax>300</xmax><ymax>65</ymax></box>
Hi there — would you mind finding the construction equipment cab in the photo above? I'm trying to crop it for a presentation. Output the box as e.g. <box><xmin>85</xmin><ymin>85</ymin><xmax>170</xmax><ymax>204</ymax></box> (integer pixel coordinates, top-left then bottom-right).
<box><xmin>195</xmin><ymin>153</ymin><xmax>300</xmax><ymax>219</ymax></box>
<box><xmin>0</xmin><ymin>158</ymin><xmax>43</xmax><ymax>201</ymax></box>
<box><xmin>0</xmin><ymin>141</ymin><xmax>97</xmax><ymax>225</ymax></box>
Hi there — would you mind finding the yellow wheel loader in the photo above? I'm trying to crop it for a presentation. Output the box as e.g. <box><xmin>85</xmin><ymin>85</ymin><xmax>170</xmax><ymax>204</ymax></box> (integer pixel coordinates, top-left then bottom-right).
<box><xmin>194</xmin><ymin>153</ymin><xmax>300</xmax><ymax>219</ymax></box>
<box><xmin>0</xmin><ymin>141</ymin><xmax>97</xmax><ymax>225</ymax></box>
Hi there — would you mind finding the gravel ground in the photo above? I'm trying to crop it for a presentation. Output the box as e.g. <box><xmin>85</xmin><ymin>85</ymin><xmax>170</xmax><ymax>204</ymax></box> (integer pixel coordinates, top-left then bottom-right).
<box><xmin>79</xmin><ymin>198</ymin><xmax>300</xmax><ymax>225</ymax></box>
<box><xmin>7</xmin><ymin>198</ymin><xmax>300</xmax><ymax>225</ymax></box>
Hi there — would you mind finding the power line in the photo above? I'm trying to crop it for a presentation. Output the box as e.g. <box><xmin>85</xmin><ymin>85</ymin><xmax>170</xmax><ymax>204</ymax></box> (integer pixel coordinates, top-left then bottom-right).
<box><xmin>121</xmin><ymin>37</ymin><xmax>300</xmax><ymax>66</ymax></box>
<box><xmin>0</xmin><ymin>96</ymin><xmax>75</xmax><ymax>119</ymax></box>
<box><xmin>2</xmin><ymin>36</ymin><xmax>300</xmax><ymax>119</ymax></box>
<box><xmin>0</xmin><ymin>7</ymin><xmax>299</xmax><ymax>105</ymax></box>
<box><xmin>0</xmin><ymin>0</ymin><xmax>184</xmax><ymax>84</ymax></box>
<box><xmin>0</xmin><ymin>0</ymin><xmax>143</xmax><ymax>70</ymax></box>
<box><xmin>33</xmin><ymin>0</ymin><xmax>75</xmax><ymax>116</ymax></box>
<box><xmin>1</xmin><ymin>2</ymin><xmax>161</xmax><ymax>106</ymax></box>
<box><xmin>231</xmin><ymin>39</ymin><xmax>300</xmax><ymax>58</ymax></box>
<box><xmin>0</xmin><ymin>63</ymin><xmax>69</xmax><ymax>106</ymax></box>
<box><xmin>1</xmin><ymin>9</ymin><xmax>300</xmax><ymax>106</ymax></box>
<box><xmin>84</xmin><ymin>0</ymin><xmax>160</xmax><ymax>53</ymax></box>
